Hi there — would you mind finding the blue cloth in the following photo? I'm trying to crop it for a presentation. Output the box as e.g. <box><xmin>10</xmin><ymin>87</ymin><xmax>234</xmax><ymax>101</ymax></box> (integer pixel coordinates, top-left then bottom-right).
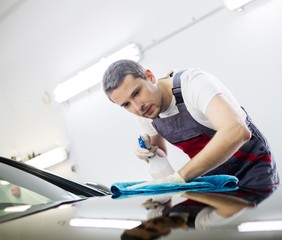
<box><xmin>111</xmin><ymin>175</ymin><xmax>239</xmax><ymax>199</ymax></box>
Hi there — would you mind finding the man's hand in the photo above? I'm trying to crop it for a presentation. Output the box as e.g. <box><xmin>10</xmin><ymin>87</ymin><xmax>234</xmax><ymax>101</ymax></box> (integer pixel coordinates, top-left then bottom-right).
<box><xmin>134</xmin><ymin>134</ymin><xmax>158</xmax><ymax>161</ymax></box>
<box><xmin>128</xmin><ymin>172</ymin><xmax>185</xmax><ymax>189</ymax></box>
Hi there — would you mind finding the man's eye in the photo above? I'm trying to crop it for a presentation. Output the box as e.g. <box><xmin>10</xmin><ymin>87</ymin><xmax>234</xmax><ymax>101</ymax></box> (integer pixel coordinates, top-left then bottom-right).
<box><xmin>123</xmin><ymin>103</ymin><xmax>130</xmax><ymax>108</ymax></box>
<box><xmin>133</xmin><ymin>90</ymin><xmax>139</xmax><ymax>97</ymax></box>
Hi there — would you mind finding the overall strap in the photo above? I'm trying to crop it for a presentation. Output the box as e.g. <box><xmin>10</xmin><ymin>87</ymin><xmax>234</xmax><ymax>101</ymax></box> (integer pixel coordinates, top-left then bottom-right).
<box><xmin>172</xmin><ymin>70</ymin><xmax>187</xmax><ymax>113</ymax></box>
<box><xmin>172</xmin><ymin>70</ymin><xmax>186</xmax><ymax>105</ymax></box>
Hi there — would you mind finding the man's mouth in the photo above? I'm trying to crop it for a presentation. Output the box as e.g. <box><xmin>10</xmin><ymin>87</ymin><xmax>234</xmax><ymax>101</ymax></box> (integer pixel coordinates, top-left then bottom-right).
<box><xmin>142</xmin><ymin>105</ymin><xmax>153</xmax><ymax>117</ymax></box>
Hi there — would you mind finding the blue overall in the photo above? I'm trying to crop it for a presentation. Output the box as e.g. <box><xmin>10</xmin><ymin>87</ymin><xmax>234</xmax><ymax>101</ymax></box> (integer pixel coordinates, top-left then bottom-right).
<box><xmin>152</xmin><ymin>70</ymin><xmax>279</xmax><ymax>187</ymax></box>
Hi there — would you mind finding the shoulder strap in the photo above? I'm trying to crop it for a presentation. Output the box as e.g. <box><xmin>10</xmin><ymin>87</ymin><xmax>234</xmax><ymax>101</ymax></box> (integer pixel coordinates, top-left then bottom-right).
<box><xmin>172</xmin><ymin>70</ymin><xmax>186</xmax><ymax>105</ymax></box>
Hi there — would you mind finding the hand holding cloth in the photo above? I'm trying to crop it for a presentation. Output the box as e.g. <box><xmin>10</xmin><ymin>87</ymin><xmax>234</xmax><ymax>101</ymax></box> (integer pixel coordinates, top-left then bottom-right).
<box><xmin>111</xmin><ymin>174</ymin><xmax>239</xmax><ymax>198</ymax></box>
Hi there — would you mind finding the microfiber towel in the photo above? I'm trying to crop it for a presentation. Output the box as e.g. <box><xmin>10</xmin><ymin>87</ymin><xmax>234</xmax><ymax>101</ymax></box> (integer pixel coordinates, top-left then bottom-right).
<box><xmin>111</xmin><ymin>175</ymin><xmax>239</xmax><ymax>199</ymax></box>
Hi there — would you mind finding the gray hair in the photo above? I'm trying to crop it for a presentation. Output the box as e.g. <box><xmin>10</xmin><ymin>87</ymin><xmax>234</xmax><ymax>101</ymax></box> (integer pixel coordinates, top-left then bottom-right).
<box><xmin>102</xmin><ymin>59</ymin><xmax>146</xmax><ymax>96</ymax></box>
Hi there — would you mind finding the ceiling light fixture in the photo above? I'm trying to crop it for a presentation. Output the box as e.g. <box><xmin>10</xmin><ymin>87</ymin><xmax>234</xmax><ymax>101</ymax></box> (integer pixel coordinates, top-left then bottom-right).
<box><xmin>53</xmin><ymin>43</ymin><xmax>142</xmax><ymax>103</ymax></box>
<box><xmin>70</xmin><ymin>218</ymin><xmax>141</xmax><ymax>230</ymax></box>
<box><xmin>25</xmin><ymin>147</ymin><xmax>68</xmax><ymax>169</ymax></box>
<box><xmin>4</xmin><ymin>205</ymin><xmax>31</xmax><ymax>213</ymax></box>
<box><xmin>238</xmin><ymin>220</ymin><xmax>282</xmax><ymax>232</ymax></box>
<box><xmin>223</xmin><ymin>0</ymin><xmax>255</xmax><ymax>11</ymax></box>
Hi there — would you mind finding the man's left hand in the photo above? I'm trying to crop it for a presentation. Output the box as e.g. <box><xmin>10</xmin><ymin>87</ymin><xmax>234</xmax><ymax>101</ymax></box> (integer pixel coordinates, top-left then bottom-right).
<box><xmin>128</xmin><ymin>172</ymin><xmax>185</xmax><ymax>189</ymax></box>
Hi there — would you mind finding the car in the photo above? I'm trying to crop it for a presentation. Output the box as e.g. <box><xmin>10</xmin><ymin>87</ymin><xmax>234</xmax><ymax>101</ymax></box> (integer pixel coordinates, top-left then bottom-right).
<box><xmin>0</xmin><ymin>156</ymin><xmax>281</xmax><ymax>239</ymax></box>
<box><xmin>0</xmin><ymin>156</ymin><xmax>111</xmax><ymax>222</ymax></box>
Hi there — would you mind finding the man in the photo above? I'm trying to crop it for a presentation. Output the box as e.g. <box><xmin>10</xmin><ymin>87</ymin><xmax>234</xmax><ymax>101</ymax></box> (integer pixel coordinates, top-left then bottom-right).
<box><xmin>102</xmin><ymin>59</ymin><xmax>279</xmax><ymax>186</ymax></box>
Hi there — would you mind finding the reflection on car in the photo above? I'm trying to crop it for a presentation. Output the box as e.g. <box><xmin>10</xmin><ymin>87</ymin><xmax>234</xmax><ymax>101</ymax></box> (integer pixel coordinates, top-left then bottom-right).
<box><xmin>121</xmin><ymin>186</ymin><xmax>276</xmax><ymax>239</ymax></box>
<box><xmin>0</xmin><ymin>156</ymin><xmax>281</xmax><ymax>240</ymax></box>
<box><xmin>0</xmin><ymin>157</ymin><xmax>110</xmax><ymax>223</ymax></box>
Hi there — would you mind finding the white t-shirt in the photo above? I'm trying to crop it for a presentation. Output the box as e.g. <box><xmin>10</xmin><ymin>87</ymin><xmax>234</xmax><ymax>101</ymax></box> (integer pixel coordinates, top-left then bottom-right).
<box><xmin>195</xmin><ymin>206</ymin><xmax>248</xmax><ymax>230</ymax></box>
<box><xmin>137</xmin><ymin>68</ymin><xmax>246</xmax><ymax>136</ymax></box>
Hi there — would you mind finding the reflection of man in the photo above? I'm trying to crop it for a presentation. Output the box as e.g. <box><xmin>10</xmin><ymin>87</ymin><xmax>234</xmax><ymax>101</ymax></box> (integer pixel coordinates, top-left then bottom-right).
<box><xmin>120</xmin><ymin>215</ymin><xmax>187</xmax><ymax>240</ymax></box>
<box><xmin>162</xmin><ymin>192</ymin><xmax>254</xmax><ymax>230</ymax></box>
<box><xmin>120</xmin><ymin>194</ymin><xmax>252</xmax><ymax>240</ymax></box>
<box><xmin>121</xmin><ymin>186</ymin><xmax>275</xmax><ymax>239</ymax></box>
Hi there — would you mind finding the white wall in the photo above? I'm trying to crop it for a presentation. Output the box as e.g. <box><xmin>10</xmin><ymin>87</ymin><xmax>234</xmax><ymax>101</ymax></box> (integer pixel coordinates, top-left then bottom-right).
<box><xmin>0</xmin><ymin>0</ymin><xmax>222</xmax><ymax>179</ymax></box>
<box><xmin>63</xmin><ymin>0</ymin><xmax>282</xmax><ymax>187</ymax></box>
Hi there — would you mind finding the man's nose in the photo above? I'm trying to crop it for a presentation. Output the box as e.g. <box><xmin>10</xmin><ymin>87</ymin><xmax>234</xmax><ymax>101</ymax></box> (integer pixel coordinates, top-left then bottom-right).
<box><xmin>132</xmin><ymin>100</ymin><xmax>143</xmax><ymax>112</ymax></box>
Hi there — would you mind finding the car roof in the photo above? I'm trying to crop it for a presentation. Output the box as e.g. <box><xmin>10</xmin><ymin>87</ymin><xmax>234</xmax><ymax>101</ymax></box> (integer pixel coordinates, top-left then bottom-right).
<box><xmin>1</xmin><ymin>183</ymin><xmax>282</xmax><ymax>239</ymax></box>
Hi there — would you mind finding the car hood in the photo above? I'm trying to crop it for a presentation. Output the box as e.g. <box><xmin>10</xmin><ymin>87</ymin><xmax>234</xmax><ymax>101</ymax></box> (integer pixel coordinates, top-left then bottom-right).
<box><xmin>1</xmin><ymin>185</ymin><xmax>282</xmax><ymax>240</ymax></box>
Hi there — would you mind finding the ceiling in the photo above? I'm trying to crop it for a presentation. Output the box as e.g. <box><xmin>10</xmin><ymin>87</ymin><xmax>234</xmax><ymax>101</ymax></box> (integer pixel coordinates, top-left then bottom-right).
<box><xmin>0</xmin><ymin>0</ymin><xmax>224</xmax><ymax>95</ymax></box>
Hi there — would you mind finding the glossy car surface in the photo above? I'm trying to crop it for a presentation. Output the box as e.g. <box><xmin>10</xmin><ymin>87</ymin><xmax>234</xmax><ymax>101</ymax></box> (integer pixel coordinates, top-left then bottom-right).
<box><xmin>0</xmin><ymin>157</ymin><xmax>110</xmax><ymax>223</ymax></box>
<box><xmin>0</xmin><ymin>156</ymin><xmax>281</xmax><ymax>239</ymax></box>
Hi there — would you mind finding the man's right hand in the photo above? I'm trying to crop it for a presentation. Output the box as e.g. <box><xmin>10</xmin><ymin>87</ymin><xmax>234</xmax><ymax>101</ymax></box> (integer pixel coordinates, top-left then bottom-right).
<box><xmin>134</xmin><ymin>134</ymin><xmax>158</xmax><ymax>161</ymax></box>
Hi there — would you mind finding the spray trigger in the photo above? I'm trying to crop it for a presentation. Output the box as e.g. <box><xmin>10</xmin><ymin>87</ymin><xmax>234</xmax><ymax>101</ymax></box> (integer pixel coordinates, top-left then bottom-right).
<box><xmin>138</xmin><ymin>136</ymin><xmax>148</xmax><ymax>149</ymax></box>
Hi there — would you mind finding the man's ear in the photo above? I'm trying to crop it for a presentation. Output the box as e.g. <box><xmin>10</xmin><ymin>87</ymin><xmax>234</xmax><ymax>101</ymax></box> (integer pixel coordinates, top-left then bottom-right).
<box><xmin>145</xmin><ymin>69</ymin><xmax>156</xmax><ymax>83</ymax></box>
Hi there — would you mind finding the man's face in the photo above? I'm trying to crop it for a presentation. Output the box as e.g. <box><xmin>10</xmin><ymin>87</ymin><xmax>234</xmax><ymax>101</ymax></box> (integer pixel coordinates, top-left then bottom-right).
<box><xmin>109</xmin><ymin>74</ymin><xmax>163</xmax><ymax>119</ymax></box>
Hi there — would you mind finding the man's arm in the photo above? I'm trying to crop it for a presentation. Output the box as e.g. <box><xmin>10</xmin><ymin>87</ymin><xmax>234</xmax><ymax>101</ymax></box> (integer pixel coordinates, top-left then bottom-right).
<box><xmin>181</xmin><ymin>192</ymin><xmax>254</xmax><ymax>217</ymax></box>
<box><xmin>178</xmin><ymin>93</ymin><xmax>251</xmax><ymax>181</ymax></box>
<box><xmin>130</xmin><ymin>93</ymin><xmax>251</xmax><ymax>189</ymax></box>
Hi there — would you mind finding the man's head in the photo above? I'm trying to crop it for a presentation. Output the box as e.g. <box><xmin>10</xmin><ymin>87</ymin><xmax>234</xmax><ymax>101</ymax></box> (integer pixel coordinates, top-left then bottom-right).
<box><xmin>120</xmin><ymin>216</ymin><xmax>187</xmax><ymax>240</ymax></box>
<box><xmin>103</xmin><ymin>59</ymin><xmax>146</xmax><ymax>96</ymax></box>
<box><xmin>102</xmin><ymin>59</ymin><xmax>164</xmax><ymax>119</ymax></box>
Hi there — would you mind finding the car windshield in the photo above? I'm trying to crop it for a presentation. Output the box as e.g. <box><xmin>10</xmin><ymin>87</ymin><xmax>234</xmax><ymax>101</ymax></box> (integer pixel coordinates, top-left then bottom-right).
<box><xmin>0</xmin><ymin>162</ymin><xmax>82</xmax><ymax>221</ymax></box>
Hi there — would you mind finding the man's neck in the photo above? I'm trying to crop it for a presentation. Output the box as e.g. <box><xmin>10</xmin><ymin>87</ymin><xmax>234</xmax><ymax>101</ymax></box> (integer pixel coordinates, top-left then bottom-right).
<box><xmin>158</xmin><ymin>77</ymin><xmax>173</xmax><ymax>113</ymax></box>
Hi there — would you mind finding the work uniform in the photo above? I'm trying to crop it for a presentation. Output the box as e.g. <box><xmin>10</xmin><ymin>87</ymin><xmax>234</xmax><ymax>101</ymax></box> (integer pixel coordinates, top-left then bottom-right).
<box><xmin>138</xmin><ymin>69</ymin><xmax>279</xmax><ymax>186</ymax></box>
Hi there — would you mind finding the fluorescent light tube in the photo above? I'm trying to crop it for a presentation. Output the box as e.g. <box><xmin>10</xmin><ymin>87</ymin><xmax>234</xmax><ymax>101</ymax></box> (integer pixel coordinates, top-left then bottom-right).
<box><xmin>224</xmin><ymin>0</ymin><xmax>255</xmax><ymax>11</ymax></box>
<box><xmin>238</xmin><ymin>220</ymin><xmax>282</xmax><ymax>232</ymax></box>
<box><xmin>0</xmin><ymin>180</ymin><xmax>10</xmax><ymax>185</ymax></box>
<box><xmin>4</xmin><ymin>205</ymin><xmax>31</xmax><ymax>213</ymax></box>
<box><xmin>53</xmin><ymin>43</ymin><xmax>142</xmax><ymax>103</ymax></box>
<box><xmin>70</xmin><ymin>218</ymin><xmax>142</xmax><ymax>230</ymax></box>
<box><xmin>25</xmin><ymin>147</ymin><xmax>68</xmax><ymax>169</ymax></box>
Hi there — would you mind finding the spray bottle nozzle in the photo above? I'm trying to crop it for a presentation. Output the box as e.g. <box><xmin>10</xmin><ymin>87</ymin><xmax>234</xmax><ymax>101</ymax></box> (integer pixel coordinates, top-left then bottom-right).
<box><xmin>138</xmin><ymin>136</ymin><xmax>148</xmax><ymax>150</ymax></box>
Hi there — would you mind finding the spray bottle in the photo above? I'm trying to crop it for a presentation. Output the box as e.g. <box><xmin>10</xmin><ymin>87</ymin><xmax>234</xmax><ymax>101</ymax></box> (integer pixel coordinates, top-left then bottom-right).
<box><xmin>138</xmin><ymin>136</ymin><xmax>175</xmax><ymax>179</ymax></box>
